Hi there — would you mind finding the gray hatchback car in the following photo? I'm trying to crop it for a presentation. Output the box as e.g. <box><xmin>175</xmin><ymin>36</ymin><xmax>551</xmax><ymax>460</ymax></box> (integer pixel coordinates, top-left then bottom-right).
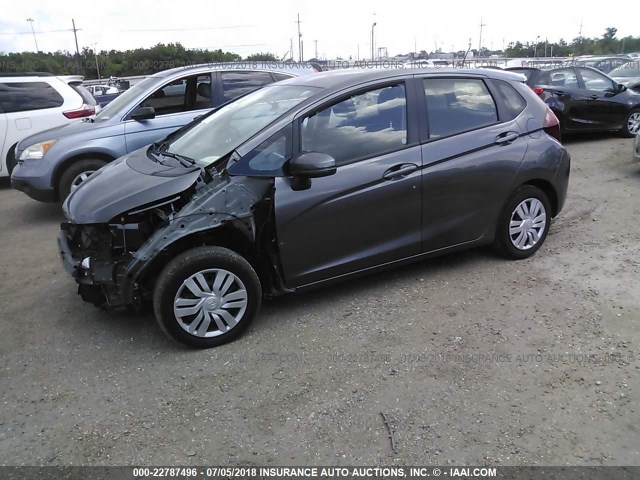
<box><xmin>58</xmin><ymin>68</ymin><xmax>570</xmax><ymax>348</ymax></box>
<box><xmin>11</xmin><ymin>63</ymin><xmax>315</xmax><ymax>202</ymax></box>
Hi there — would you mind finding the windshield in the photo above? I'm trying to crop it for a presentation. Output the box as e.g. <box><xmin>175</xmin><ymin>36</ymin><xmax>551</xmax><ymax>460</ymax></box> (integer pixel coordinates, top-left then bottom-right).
<box><xmin>166</xmin><ymin>84</ymin><xmax>321</xmax><ymax>167</ymax></box>
<box><xmin>610</xmin><ymin>66</ymin><xmax>640</xmax><ymax>78</ymax></box>
<box><xmin>93</xmin><ymin>76</ymin><xmax>157</xmax><ymax>122</ymax></box>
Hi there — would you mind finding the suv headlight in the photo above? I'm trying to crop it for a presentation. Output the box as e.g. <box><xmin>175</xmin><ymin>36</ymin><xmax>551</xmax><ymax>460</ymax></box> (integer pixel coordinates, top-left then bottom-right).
<box><xmin>19</xmin><ymin>140</ymin><xmax>57</xmax><ymax>160</ymax></box>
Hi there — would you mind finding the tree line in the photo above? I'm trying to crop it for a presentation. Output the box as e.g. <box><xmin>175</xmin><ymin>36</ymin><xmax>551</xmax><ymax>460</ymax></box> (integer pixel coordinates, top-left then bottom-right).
<box><xmin>0</xmin><ymin>42</ymin><xmax>279</xmax><ymax>79</ymax></box>
<box><xmin>501</xmin><ymin>28</ymin><xmax>638</xmax><ymax>58</ymax></box>
<box><xmin>0</xmin><ymin>28</ymin><xmax>638</xmax><ymax>79</ymax></box>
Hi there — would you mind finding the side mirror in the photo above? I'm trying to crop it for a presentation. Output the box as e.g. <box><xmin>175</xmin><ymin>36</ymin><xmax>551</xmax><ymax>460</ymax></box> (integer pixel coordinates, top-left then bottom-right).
<box><xmin>131</xmin><ymin>106</ymin><xmax>156</xmax><ymax>121</ymax></box>
<box><xmin>289</xmin><ymin>151</ymin><xmax>337</xmax><ymax>178</ymax></box>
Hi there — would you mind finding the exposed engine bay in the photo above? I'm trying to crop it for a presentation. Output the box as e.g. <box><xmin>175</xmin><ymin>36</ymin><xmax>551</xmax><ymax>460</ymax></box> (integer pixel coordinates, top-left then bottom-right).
<box><xmin>59</xmin><ymin>170</ymin><xmax>289</xmax><ymax>310</ymax></box>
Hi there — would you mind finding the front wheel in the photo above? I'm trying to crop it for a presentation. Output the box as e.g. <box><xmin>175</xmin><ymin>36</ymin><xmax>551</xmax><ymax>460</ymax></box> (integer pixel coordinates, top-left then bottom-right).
<box><xmin>58</xmin><ymin>158</ymin><xmax>107</xmax><ymax>201</ymax></box>
<box><xmin>493</xmin><ymin>185</ymin><xmax>551</xmax><ymax>260</ymax></box>
<box><xmin>153</xmin><ymin>246</ymin><xmax>261</xmax><ymax>348</ymax></box>
<box><xmin>620</xmin><ymin>109</ymin><xmax>640</xmax><ymax>138</ymax></box>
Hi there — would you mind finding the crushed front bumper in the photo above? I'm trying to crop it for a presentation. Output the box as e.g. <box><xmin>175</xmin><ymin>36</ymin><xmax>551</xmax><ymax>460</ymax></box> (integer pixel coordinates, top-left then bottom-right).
<box><xmin>57</xmin><ymin>230</ymin><xmax>88</xmax><ymax>279</ymax></box>
<box><xmin>58</xmin><ymin>229</ymin><xmax>109</xmax><ymax>305</ymax></box>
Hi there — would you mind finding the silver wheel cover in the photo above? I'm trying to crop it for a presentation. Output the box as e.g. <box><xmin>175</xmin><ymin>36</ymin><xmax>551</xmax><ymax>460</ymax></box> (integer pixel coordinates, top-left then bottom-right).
<box><xmin>173</xmin><ymin>268</ymin><xmax>248</xmax><ymax>338</ymax></box>
<box><xmin>509</xmin><ymin>197</ymin><xmax>547</xmax><ymax>251</ymax></box>
<box><xmin>70</xmin><ymin>170</ymin><xmax>97</xmax><ymax>192</ymax></box>
<box><xmin>628</xmin><ymin>112</ymin><xmax>640</xmax><ymax>135</ymax></box>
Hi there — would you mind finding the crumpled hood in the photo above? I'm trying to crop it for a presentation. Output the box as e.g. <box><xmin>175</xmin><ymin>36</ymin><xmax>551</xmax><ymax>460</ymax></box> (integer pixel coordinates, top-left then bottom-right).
<box><xmin>63</xmin><ymin>148</ymin><xmax>202</xmax><ymax>224</ymax></box>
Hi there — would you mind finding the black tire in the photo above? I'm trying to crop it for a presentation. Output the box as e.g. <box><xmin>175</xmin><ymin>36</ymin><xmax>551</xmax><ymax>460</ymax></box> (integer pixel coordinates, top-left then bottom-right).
<box><xmin>493</xmin><ymin>185</ymin><xmax>552</xmax><ymax>260</ymax></box>
<box><xmin>57</xmin><ymin>158</ymin><xmax>107</xmax><ymax>202</ymax></box>
<box><xmin>6</xmin><ymin>143</ymin><xmax>18</xmax><ymax>176</ymax></box>
<box><xmin>620</xmin><ymin>109</ymin><xmax>640</xmax><ymax>138</ymax></box>
<box><xmin>153</xmin><ymin>246</ymin><xmax>261</xmax><ymax>348</ymax></box>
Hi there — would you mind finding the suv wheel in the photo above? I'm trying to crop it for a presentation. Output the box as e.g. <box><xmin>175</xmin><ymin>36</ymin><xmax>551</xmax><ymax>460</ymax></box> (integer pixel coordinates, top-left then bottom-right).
<box><xmin>493</xmin><ymin>185</ymin><xmax>551</xmax><ymax>260</ymax></box>
<box><xmin>6</xmin><ymin>143</ymin><xmax>18</xmax><ymax>176</ymax></box>
<box><xmin>58</xmin><ymin>159</ymin><xmax>107</xmax><ymax>201</ymax></box>
<box><xmin>153</xmin><ymin>246</ymin><xmax>261</xmax><ymax>348</ymax></box>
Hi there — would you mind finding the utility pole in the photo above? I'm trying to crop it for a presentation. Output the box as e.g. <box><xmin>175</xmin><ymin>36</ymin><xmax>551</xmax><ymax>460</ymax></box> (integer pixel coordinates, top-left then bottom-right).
<box><xmin>296</xmin><ymin>14</ymin><xmax>302</xmax><ymax>62</ymax></box>
<box><xmin>371</xmin><ymin>21</ymin><xmax>377</xmax><ymax>61</ymax></box>
<box><xmin>71</xmin><ymin>19</ymin><xmax>81</xmax><ymax>74</ymax></box>
<box><xmin>314</xmin><ymin>40</ymin><xmax>318</xmax><ymax>60</ymax></box>
<box><xmin>92</xmin><ymin>43</ymin><xmax>101</xmax><ymax>80</ymax></box>
<box><xmin>289</xmin><ymin>38</ymin><xmax>293</xmax><ymax>61</ymax></box>
<box><xmin>478</xmin><ymin>18</ymin><xmax>486</xmax><ymax>55</ymax></box>
<box><xmin>26</xmin><ymin>18</ymin><xmax>39</xmax><ymax>52</ymax></box>
<box><xmin>577</xmin><ymin>20</ymin><xmax>583</xmax><ymax>56</ymax></box>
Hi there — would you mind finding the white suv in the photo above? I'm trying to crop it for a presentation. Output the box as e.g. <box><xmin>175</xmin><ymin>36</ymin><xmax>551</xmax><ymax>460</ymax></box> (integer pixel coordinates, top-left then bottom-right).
<box><xmin>0</xmin><ymin>73</ymin><xmax>98</xmax><ymax>178</ymax></box>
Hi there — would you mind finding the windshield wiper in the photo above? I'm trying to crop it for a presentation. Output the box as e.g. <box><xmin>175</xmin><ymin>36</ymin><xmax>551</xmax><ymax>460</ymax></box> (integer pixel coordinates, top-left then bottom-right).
<box><xmin>152</xmin><ymin>150</ymin><xmax>197</xmax><ymax>168</ymax></box>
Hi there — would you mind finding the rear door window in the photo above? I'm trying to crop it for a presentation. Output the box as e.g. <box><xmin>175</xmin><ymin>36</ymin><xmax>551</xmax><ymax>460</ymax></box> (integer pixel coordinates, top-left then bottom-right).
<box><xmin>0</xmin><ymin>82</ymin><xmax>64</xmax><ymax>113</ymax></box>
<box><xmin>272</xmin><ymin>72</ymin><xmax>294</xmax><ymax>82</ymax></box>
<box><xmin>550</xmin><ymin>68</ymin><xmax>579</xmax><ymax>88</ymax></box>
<box><xmin>423</xmin><ymin>78</ymin><xmax>498</xmax><ymax>139</ymax></box>
<box><xmin>138</xmin><ymin>74</ymin><xmax>211</xmax><ymax>116</ymax></box>
<box><xmin>220</xmin><ymin>71</ymin><xmax>274</xmax><ymax>101</ymax></box>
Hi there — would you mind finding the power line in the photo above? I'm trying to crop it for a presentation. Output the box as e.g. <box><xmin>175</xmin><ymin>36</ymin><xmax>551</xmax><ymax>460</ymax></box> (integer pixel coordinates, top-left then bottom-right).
<box><xmin>188</xmin><ymin>43</ymin><xmax>267</xmax><ymax>49</ymax></box>
<box><xmin>117</xmin><ymin>25</ymin><xmax>255</xmax><ymax>32</ymax></box>
<box><xmin>0</xmin><ymin>29</ymin><xmax>72</xmax><ymax>35</ymax></box>
<box><xmin>0</xmin><ymin>24</ymin><xmax>255</xmax><ymax>35</ymax></box>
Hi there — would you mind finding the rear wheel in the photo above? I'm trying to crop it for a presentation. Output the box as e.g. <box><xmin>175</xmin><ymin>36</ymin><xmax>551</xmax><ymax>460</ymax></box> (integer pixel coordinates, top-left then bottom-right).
<box><xmin>493</xmin><ymin>185</ymin><xmax>551</xmax><ymax>260</ymax></box>
<box><xmin>621</xmin><ymin>109</ymin><xmax>640</xmax><ymax>138</ymax></box>
<box><xmin>57</xmin><ymin>158</ymin><xmax>107</xmax><ymax>201</ymax></box>
<box><xmin>6</xmin><ymin>143</ymin><xmax>18</xmax><ymax>176</ymax></box>
<box><xmin>153</xmin><ymin>246</ymin><xmax>261</xmax><ymax>348</ymax></box>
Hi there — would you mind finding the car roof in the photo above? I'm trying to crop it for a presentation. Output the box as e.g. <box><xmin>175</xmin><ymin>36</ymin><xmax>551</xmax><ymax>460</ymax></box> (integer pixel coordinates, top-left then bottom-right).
<box><xmin>0</xmin><ymin>72</ymin><xmax>55</xmax><ymax>78</ymax></box>
<box><xmin>276</xmin><ymin>67</ymin><xmax>525</xmax><ymax>91</ymax></box>
<box><xmin>149</xmin><ymin>62</ymin><xmax>317</xmax><ymax>79</ymax></box>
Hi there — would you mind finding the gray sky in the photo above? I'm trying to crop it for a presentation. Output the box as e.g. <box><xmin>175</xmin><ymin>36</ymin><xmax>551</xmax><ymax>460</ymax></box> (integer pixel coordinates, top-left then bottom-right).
<box><xmin>0</xmin><ymin>0</ymin><xmax>636</xmax><ymax>58</ymax></box>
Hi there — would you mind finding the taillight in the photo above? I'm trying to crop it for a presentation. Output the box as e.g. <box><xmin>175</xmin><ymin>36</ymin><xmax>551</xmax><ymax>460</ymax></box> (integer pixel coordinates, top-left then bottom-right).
<box><xmin>532</xmin><ymin>86</ymin><xmax>545</xmax><ymax>95</ymax></box>
<box><xmin>543</xmin><ymin>107</ymin><xmax>562</xmax><ymax>143</ymax></box>
<box><xmin>63</xmin><ymin>104</ymin><xmax>95</xmax><ymax>119</ymax></box>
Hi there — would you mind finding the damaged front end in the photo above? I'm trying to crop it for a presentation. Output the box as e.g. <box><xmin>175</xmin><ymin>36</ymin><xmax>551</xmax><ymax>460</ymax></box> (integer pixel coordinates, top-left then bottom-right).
<box><xmin>59</xmin><ymin>193</ymin><xmax>190</xmax><ymax>307</ymax></box>
<box><xmin>58</xmin><ymin>151</ymin><xmax>288</xmax><ymax>311</ymax></box>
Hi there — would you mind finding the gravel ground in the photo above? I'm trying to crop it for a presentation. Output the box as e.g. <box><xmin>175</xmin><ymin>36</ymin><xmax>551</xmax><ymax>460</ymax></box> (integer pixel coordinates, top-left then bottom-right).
<box><xmin>0</xmin><ymin>135</ymin><xmax>638</xmax><ymax>466</ymax></box>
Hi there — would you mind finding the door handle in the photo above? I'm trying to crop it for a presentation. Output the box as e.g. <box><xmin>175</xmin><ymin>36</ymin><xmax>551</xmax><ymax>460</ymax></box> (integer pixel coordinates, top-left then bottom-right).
<box><xmin>589</xmin><ymin>95</ymin><xmax>599</xmax><ymax>100</ymax></box>
<box><xmin>382</xmin><ymin>163</ymin><xmax>418</xmax><ymax>180</ymax></box>
<box><xmin>494</xmin><ymin>132</ymin><xmax>519</xmax><ymax>145</ymax></box>
<box><xmin>553</xmin><ymin>90</ymin><xmax>566</xmax><ymax>96</ymax></box>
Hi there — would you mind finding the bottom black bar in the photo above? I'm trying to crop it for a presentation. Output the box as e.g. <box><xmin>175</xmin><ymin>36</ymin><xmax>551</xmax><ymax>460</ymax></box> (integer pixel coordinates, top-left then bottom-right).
<box><xmin>0</xmin><ymin>466</ymin><xmax>638</xmax><ymax>480</ymax></box>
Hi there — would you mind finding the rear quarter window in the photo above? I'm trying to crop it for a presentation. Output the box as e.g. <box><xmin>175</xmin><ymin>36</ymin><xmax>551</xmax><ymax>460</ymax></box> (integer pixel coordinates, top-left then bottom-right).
<box><xmin>70</xmin><ymin>85</ymin><xmax>97</xmax><ymax>106</ymax></box>
<box><xmin>492</xmin><ymin>80</ymin><xmax>527</xmax><ymax>120</ymax></box>
<box><xmin>0</xmin><ymin>82</ymin><xmax>64</xmax><ymax>113</ymax></box>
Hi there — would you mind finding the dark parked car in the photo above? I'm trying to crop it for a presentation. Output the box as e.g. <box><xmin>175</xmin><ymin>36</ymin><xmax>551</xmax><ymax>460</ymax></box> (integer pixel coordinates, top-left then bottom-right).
<box><xmin>534</xmin><ymin>66</ymin><xmax>640</xmax><ymax>137</ymax></box>
<box><xmin>505</xmin><ymin>67</ymin><xmax>552</xmax><ymax>94</ymax></box>
<box><xmin>567</xmin><ymin>56</ymin><xmax>631</xmax><ymax>74</ymax></box>
<box><xmin>609</xmin><ymin>63</ymin><xmax>640</xmax><ymax>92</ymax></box>
<box><xmin>85</xmin><ymin>84</ymin><xmax>122</xmax><ymax>107</ymax></box>
<box><xmin>58</xmin><ymin>68</ymin><xmax>570</xmax><ymax>348</ymax></box>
